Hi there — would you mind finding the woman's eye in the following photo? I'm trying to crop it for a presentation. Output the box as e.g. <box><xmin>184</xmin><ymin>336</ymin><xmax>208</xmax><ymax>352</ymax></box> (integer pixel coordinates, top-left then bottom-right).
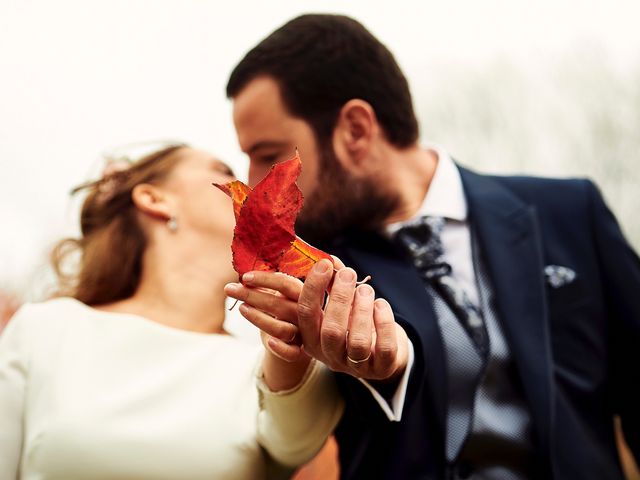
<box><xmin>213</xmin><ymin>165</ymin><xmax>234</xmax><ymax>177</ymax></box>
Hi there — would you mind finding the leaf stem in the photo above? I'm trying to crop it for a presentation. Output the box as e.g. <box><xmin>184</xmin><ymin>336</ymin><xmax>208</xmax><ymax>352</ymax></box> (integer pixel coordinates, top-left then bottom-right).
<box><xmin>228</xmin><ymin>298</ymin><xmax>240</xmax><ymax>311</ymax></box>
<box><xmin>332</xmin><ymin>268</ymin><xmax>372</xmax><ymax>285</ymax></box>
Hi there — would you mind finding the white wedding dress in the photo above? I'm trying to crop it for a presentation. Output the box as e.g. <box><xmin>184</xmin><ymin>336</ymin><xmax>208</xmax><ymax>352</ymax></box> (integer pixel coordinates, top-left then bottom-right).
<box><xmin>0</xmin><ymin>297</ymin><xmax>343</xmax><ymax>480</ymax></box>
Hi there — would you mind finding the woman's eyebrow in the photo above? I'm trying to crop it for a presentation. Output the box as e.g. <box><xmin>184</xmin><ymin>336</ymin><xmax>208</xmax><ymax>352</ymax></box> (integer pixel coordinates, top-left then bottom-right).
<box><xmin>212</xmin><ymin>159</ymin><xmax>235</xmax><ymax>176</ymax></box>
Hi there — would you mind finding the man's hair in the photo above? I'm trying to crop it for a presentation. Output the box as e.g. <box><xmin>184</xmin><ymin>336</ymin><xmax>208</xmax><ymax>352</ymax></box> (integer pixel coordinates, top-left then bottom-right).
<box><xmin>227</xmin><ymin>14</ymin><xmax>419</xmax><ymax>147</ymax></box>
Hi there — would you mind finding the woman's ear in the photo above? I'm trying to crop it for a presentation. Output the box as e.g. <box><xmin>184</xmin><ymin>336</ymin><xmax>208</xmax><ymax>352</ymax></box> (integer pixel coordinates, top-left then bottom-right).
<box><xmin>131</xmin><ymin>183</ymin><xmax>172</xmax><ymax>221</ymax></box>
<box><xmin>332</xmin><ymin>99</ymin><xmax>379</xmax><ymax>173</ymax></box>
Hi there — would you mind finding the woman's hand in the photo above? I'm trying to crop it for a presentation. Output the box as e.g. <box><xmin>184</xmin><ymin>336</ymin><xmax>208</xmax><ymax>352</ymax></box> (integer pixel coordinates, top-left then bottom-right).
<box><xmin>224</xmin><ymin>274</ymin><xmax>311</xmax><ymax>391</ymax></box>
<box><xmin>226</xmin><ymin>256</ymin><xmax>409</xmax><ymax>385</ymax></box>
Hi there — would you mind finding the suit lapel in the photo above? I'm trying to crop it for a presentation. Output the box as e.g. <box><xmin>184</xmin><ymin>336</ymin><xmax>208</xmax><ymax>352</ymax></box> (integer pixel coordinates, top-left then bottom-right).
<box><xmin>459</xmin><ymin>167</ymin><xmax>554</xmax><ymax>459</ymax></box>
<box><xmin>328</xmin><ymin>166</ymin><xmax>554</xmax><ymax>459</ymax></box>
<box><xmin>337</xmin><ymin>232</ymin><xmax>448</xmax><ymax>432</ymax></box>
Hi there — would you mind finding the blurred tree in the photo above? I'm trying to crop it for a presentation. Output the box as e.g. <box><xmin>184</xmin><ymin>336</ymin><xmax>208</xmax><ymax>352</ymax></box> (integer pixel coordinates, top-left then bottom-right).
<box><xmin>416</xmin><ymin>50</ymin><xmax>640</xmax><ymax>250</ymax></box>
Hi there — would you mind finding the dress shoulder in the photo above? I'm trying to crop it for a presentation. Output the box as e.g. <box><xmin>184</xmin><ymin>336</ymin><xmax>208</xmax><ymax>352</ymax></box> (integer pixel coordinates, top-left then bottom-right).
<box><xmin>3</xmin><ymin>297</ymin><xmax>85</xmax><ymax>340</ymax></box>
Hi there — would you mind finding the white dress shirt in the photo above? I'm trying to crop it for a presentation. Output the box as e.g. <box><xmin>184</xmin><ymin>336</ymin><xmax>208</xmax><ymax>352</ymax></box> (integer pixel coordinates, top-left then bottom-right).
<box><xmin>386</xmin><ymin>147</ymin><xmax>476</xmax><ymax>304</ymax></box>
<box><xmin>363</xmin><ymin>147</ymin><xmax>476</xmax><ymax>422</ymax></box>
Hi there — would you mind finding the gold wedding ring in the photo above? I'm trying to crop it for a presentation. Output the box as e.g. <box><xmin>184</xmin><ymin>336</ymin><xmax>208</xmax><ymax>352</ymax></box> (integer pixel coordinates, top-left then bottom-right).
<box><xmin>347</xmin><ymin>352</ymin><xmax>372</xmax><ymax>364</ymax></box>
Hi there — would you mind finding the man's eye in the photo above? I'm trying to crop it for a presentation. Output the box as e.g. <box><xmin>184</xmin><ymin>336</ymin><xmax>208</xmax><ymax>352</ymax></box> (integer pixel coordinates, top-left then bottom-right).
<box><xmin>258</xmin><ymin>154</ymin><xmax>279</xmax><ymax>164</ymax></box>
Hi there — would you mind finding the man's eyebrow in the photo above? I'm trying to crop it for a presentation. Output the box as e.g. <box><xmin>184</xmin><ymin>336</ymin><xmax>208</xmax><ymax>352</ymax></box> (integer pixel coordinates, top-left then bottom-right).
<box><xmin>246</xmin><ymin>141</ymin><xmax>288</xmax><ymax>155</ymax></box>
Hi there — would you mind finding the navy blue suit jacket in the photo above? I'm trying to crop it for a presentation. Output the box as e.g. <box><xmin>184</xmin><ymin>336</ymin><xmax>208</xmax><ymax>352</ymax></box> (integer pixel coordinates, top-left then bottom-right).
<box><xmin>320</xmin><ymin>167</ymin><xmax>640</xmax><ymax>479</ymax></box>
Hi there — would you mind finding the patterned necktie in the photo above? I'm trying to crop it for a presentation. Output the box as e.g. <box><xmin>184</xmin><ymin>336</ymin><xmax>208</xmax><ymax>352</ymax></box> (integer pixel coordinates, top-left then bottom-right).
<box><xmin>395</xmin><ymin>216</ymin><xmax>489</xmax><ymax>360</ymax></box>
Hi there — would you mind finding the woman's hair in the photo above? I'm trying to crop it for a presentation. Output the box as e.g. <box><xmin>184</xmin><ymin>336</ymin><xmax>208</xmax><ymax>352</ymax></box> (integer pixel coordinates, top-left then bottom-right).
<box><xmin>51</xmin><ymin>143</ymin><xmax>188</xmax><ymax>306</ymax></box>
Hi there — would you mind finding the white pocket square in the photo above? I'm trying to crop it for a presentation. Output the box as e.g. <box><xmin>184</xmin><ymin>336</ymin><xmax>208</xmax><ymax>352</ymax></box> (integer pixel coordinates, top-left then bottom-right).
<box><xmin>544</xmin><ymin>265</ymin><xmax>576</xmax><ymax>288</ymax></box>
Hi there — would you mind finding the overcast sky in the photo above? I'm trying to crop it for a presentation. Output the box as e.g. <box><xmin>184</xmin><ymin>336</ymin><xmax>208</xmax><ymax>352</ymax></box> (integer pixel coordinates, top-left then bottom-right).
<box><xmin>1</xmin><ymin>0</ymin><xmax>639</xmax><ymax>303</ymax></box>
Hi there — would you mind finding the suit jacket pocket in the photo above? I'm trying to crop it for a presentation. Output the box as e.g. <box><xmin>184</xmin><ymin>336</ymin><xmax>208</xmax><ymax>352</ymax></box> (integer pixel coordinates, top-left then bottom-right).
<box><xmin>548</xmin><ymin>279</ymin><xmax>607</xmax><ymax>385</ymax></box>
<box><xmin>546</xmin><ymin>278</ymin><xmax>590</xmax><ymax>315</ymax></box>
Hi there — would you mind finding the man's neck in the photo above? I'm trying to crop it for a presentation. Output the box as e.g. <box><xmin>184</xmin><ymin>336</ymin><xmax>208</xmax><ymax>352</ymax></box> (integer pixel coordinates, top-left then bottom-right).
<box><xmin>383</xmin><ymin>146</ymin><xmax>438</xmax><ymax>225</ymax></box>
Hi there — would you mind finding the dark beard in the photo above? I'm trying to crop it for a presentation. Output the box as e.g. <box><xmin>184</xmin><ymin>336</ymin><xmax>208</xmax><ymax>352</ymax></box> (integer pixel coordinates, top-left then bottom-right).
<box><xmin>296</xmin><ymin>143</ymin><xmax>400</xmax><ymax>245</ymax></box>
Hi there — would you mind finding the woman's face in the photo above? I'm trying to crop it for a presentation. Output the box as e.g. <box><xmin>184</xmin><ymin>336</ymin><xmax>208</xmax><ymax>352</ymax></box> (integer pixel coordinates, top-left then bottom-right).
<box><xmin>161</xmin><ymin>148</ymin><xmax>237</xmax><ymax>242</ymax></box>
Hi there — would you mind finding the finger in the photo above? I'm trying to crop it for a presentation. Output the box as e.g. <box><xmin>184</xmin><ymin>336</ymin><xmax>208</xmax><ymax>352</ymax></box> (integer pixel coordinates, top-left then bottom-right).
<box><xmin>224</xmin><ymin>283</ymin><xmax>298</xmax><ymax>323</ymax></box>
<box><xmin>296</xmin><ymin>259</ymin><xmax>334</xmax><ymax>360</ymax></box>
<box><xmin>372</xmin><ymin>298</ymin><xmax>398</xmax><ymax>376</ymax></box>
<box><xmin>330</xmin><ymin>255</ymin><xmax>346</xmax><ymax>269</ymax></box>
<box><xmin>346</xmin><ymin>284</ymin><xmax>375</xmax><ymax>365</ymax></box>
<box><xmin>266</xmin><ymin>336</ymin><xmax>306</xmax><ymax>363</ymax></box>
<box><xmin>321</xmin><ymin>267</ymin><xmax>357</xmax><ymax>363</ymax></box>
<box><xmin>239</xmin><ymin>303</ymin><xmax>299</xmax><ymax>343</ymax></box>
<box><xmin>242</xmin><ymin>271</ymin><xmax>303</xmax><ymax>301</ymax></box>
<box><xmin>327</xmin><ymin>256</ymin><xmax>346</xmax><ymax>292</ymax></box>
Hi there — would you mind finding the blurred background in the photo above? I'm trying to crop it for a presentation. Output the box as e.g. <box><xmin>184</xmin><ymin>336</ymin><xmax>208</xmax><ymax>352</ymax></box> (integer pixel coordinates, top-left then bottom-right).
<box><xmin>0</xmin><ymin>0</ymin><xmax>639</xmax><ymax>476</ymax></box>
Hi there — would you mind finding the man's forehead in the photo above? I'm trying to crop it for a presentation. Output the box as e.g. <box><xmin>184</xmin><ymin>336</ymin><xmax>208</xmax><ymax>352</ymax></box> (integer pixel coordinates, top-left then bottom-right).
<box><xmin>232</xmin><ymin>78</ymin><xmax>294</xmax><ymax>152</ymax></box>
<box><xmin>233</xmin><ymin>77</ymin><xmax>285</xmax><ymax>123</ymax></box>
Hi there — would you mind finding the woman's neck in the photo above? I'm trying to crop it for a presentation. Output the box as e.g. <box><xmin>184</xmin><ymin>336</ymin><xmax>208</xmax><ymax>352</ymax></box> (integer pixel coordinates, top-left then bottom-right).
<box><xmin>102</xmin><ymin>232</ymin><xmax>235</xmax><ymax>334</ymax></box>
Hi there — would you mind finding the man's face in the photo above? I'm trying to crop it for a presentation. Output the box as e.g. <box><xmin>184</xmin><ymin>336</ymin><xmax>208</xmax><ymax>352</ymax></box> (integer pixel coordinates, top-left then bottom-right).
<box><xmin>232</xmin><ymin>76</ymin><xmax>399</xmax><ymax>244</ymax></box>
<box><xmin>232</xmin><ymin>77</ymin><xmax>320</xmax><ymax>193</ymax></box>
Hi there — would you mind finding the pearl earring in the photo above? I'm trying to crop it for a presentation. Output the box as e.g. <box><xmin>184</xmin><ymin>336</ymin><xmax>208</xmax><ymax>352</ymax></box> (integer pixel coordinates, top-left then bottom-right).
<box><xmin>167</xmin><ymin>215</ymin><xmax>178</xmax><ymax>232</ymax></box>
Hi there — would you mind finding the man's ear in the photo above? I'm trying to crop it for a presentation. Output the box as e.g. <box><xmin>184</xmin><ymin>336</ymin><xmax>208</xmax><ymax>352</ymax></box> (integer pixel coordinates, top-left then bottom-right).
<box><xmin>131</xmin><ymin>183</ymin><xmax>172</xmax><ymax>221</ymax></box>
<box><xmin>332</xmin><ymin>99</ymin><xmax>379</xmax><ymax>173</ymax></box>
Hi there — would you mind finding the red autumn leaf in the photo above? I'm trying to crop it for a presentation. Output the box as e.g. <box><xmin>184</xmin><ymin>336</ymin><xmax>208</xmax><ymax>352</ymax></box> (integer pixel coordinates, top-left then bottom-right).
<box><xmin>213</xmin><ymin>152</ymin><xmax>334</xmax><ymax>279</ymax></box>
<box><xmin>215</xmin><ymin>180</ymin><xmax>251</xmax><ymax>220</ymax></box>
<box><xmin>279</xmin><ymin>237</ymin><xmax>332</xmax><ymax>278</ymax></box>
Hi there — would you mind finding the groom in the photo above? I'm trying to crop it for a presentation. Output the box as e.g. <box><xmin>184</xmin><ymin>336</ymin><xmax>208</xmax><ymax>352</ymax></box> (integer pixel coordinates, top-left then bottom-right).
<box><xmin>225</xmin><ymin>14</ymin><xmax>640</xmax><ymax>479</ymax></box>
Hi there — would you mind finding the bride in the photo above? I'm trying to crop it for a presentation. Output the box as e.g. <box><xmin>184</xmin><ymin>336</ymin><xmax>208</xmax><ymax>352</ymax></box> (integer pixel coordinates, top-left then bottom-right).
<box><xmin>0</xmin><ymin>143</ymin><xmax>343</xmax><ymax>479</ymax></box>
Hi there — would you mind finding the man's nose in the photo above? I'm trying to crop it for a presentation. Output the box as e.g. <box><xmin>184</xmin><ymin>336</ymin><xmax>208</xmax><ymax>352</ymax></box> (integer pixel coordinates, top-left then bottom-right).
<box><xmin>248</xmin><ymin>164</ymin><xmax>269</xmax><ymax>188</ymax></box>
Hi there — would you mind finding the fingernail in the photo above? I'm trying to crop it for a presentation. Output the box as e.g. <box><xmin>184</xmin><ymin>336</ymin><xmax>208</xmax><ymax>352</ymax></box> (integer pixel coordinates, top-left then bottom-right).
<box><xmin>357</xmin><ymin>284</ymin><xmax>374</xmax><ymax>297</ymax></box>
<box><xmin>239</xmin><ymin>303</ymin><xmax>248</xmax><ymax>314</ymax></box>
<box><xmin>224</xmin><ymin>283</ymin><xmax>241</xmax><ymax>294</ymax></box>
<box><xmin>242</xmin><ymin>272</ymin><xmax>254</xmax><ymax>284</ymax></box>
<box><xmin>314</xmin><ymin>260</ymin><xmax>331</xmax><ymax>274</ymax></box>
<box><xmin>337</xmin><ymin>268</ymin><xmax>356</xmax><ymax>283</ymax></box>
<box><xmin>374</xmin><ymin>298</ymin><xmax>389</xmax><ymax>310</ymax></box>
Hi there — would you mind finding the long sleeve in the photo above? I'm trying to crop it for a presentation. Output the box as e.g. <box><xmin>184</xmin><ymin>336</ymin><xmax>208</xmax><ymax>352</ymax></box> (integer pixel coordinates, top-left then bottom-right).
<box><xmin>256</xmin><ymin>358</ymin><xmax>345</xmax><ymax>468</ymax></box>
<box><xmin>357</xmin><ymin>338</ymin><xmax>415</xmax><ymax>421</ymax></box>
<box><xmin>0</xmin><ymin>306</ymin><xmax>30</xmax><ymax>479</ymax></box>
<box><xmin>587</xmin><ymin>180</ymin><xmax>640</xmax><ymax>462</ymax></box>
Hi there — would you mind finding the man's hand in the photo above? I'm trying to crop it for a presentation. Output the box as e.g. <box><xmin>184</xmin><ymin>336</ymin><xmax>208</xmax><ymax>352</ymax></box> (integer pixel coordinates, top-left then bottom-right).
<box><xmin>297</xmin><ymin>258</ymin><xmax>409</xmax><ymax>382</ymax></box>
<box><xmin>225</xmin><ymin>258</ymin><xmax>409</xmax><ymax>383</ymax></box>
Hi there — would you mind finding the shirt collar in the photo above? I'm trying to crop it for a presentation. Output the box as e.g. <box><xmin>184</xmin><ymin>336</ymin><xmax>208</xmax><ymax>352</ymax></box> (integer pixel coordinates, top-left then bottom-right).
<box><xmin>386</xmin><ymin>147</ymin><xmax>467</xmax><ymax>236</ymax></box>
<box><xmin>420</xmin><ymin>147</ymin><xmax>467</xmax><ymax>221</ymax></box>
